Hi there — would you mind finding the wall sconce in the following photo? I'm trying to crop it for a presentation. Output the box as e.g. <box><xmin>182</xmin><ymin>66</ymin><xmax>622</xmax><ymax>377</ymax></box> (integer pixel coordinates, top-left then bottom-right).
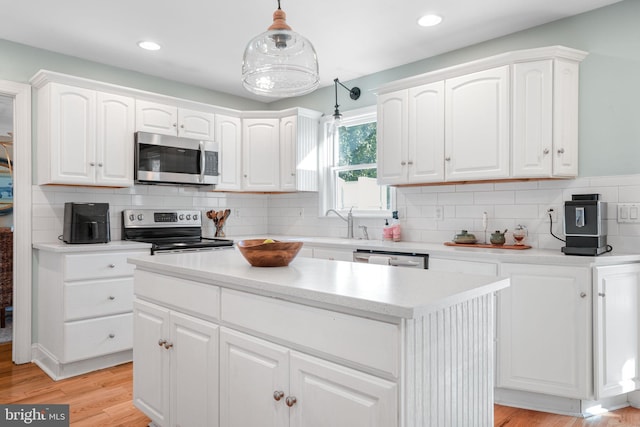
<box><xmin>332</xmin><ymin>78</ymin><xmax>361</xmax><ymax>127</ymax></box>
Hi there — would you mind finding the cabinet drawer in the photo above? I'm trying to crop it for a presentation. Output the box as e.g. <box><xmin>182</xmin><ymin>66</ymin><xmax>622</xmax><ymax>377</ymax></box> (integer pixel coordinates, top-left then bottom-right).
<box><xmin>64</xmin><ymin>278</ymin><xmax>133</xmax><ymax>321</ymax></box>
<box><xmin>135</xmin><ymin>270</ymin><xmax>220</xmax><ymax>321</ymax></box>
<box><xmin>221</xmin><ymin>289</ymin><xmax>400</xmax><ymax>377</ymax></box>
<box><xmin>64</xmin><ymin>252</ymin><xmax>142</xmax><ymax>281</ymax></box>
<box><xmin>63</xmin><ymin>313</ymin><xmax>132</xmax><ymax>362</ymax></box>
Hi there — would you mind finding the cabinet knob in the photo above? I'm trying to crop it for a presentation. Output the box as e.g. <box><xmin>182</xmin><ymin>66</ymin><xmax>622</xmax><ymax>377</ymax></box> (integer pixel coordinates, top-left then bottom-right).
<box><xmin>164</xmin><ymin>342</ymin><xmax>173</xmax><ymax>349</ymax></box>
<box><xmin>158</xmin><ymin>339</ymin><xmax>167</xmax><ymax>347</ymax></box>
<box><xmin>285</xmin><ymin>396</ymin><xmax>297</xmax><ymax>407</ymax></box>
<box><xmin>173</xmin><ymin>123</ymin><xmax>177</xmax><ymax>128</ymax></box>
<box><xmin>543</xmin><ymin>148</ymin><xmax>550</xmax><ymax>155</ymax></box>
<box><xmin>401</xmin><ymin>161</ymin><xmax>406</xmax><ymax>166</ymax></box>
<box><xmin>273</xmin><ymin>391</ymin><xmax>285</xmax><ymax>401</ymax></box>
<box><xmin>244</xmin><ymin>174</ymin><xmax>248</xmax><ymax>178</ymax></box>
<box><xmin>108</xmin><ymin>296</ymin><xmax>115</xmax><ymax>301</ymax></box>
<box><xmin>108</xmin><ymin>333</ymin><xmax>115</xmax><ymax>339</ymax></box>
<box><xmin>89</xmin><ymin>162</ymin><xmax>95</xmax><ymax>166</ymax></box>
<box><xmin>580</xmin><ymin>292</ymin><xmax>587</xmax><ymax>298</ymax></box>
<box><xmin>180</xmin><ymin>124</ymin><xmax>184</xmax><ymax>128</ymax></box>
<box><xmin>291</xmin><ymin>172</ymin><xmax>295</xmax><ymax>176</ymax></box>
<box><xmin>445</xmin><ymin>157</ymin><xmax>451</xmax><ymax>162</ymax></box>
<box><xmin>557</xmin><ymin>148</ymin><xmax>565</xmax><ymax>154</ymax></box>
<box><xmin>407</xmin><ymin>161</ymin><xmax>413</xmax><ymax>165</ymax></box>
<box><xmin>599</xmin><ymin>292</ymin><xmax>606</xmax><ymax>297</ymax></box>
<box><xmin>98</xmin><ymin>163</ymin><xmax>103</xmax><ymax>167</ymax></box>
<box><xmin>109</xmin><ymin>264</ymin><xmax>116</xmax><ymax>268</ymax></box>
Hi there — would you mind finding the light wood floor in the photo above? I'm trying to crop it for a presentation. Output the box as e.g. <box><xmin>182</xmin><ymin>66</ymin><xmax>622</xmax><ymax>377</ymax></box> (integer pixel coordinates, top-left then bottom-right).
<box><xmin>2</xmin><ymin>342</ymin><xmax>640</xmax><ymax>426</ymax></box>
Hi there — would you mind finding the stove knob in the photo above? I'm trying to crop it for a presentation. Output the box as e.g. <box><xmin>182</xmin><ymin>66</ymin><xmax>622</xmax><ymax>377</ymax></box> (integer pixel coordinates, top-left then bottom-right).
<box><xmin>137</xmin><ymin>214</ymin><xmax>144</xmax><ymax>221</ymax></box>
<box><xmin>179</xmin><ymin>214</ymin><xmax>185</xmax><ymax>220</ymax></box>
<box><xmin>186</xmin><ymin>214</ymin><xmax>191</xmax><ymax>220</ymax></box>
<box><xmin>129</xmin><ymin>214</ymin><xmax>135</xmax><ymax>222</ymax></box>
<box><xmin>193</xmin><ymin>214</ymin><xmax>198</xmax><ymax>221</ymax></box>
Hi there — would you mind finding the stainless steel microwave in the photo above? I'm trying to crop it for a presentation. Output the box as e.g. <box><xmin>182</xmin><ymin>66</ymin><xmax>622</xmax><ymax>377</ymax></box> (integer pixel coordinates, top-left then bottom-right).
<box><xmin>134</xmin><ymin>131</ymin><xmax>219</xmax><ymax>186</ymax></box>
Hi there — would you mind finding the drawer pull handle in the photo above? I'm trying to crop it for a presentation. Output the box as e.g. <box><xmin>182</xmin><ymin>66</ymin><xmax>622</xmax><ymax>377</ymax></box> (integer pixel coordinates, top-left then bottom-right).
<box><xmin>109</xmin><ymin>264</ymin><xmax>116</xmax><ymax>268</ymax></box>
<box><xmin>164</xmin><ymin>342</ymin><xmax>173</xmax><ymax>350</ymax></box>
<box><xmin>599</xmin><ymin>292</ymin><xmax>606</xmax><ymax>297</ymax></box>
<box><xmin>580</xmin><ymin>292</ymin><xmax>587</xmax><ymax>298</ymax></box>
<box><xmin>108</xmin><ymin>296</ymin><xmax>115</xmax><ymax>300</ymax></box>
<box><xmin>273</xmin><ymin>391</ymin><xmax>285</xmax><ymax>401</ymax></box>
<box><xmin>285</xmin><ymin>396</ymin><xmax>297</xmax><ymax>407</ymax></box>
<box><xmin>108</xmin><ymin>333</ymin><xmax>115</xmax><ymax>339</ymax></box>
<box><xmin>158</xmin><ymin>339</ymin><xmax>167</xmax><ymax>347</ymax></box>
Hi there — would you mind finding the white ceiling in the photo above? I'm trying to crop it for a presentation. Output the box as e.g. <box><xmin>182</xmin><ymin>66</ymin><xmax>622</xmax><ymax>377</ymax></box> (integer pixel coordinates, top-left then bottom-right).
<box><xmin>0</xmin><ymin>0</ymin><xmax>622</xmax><ymax>103</ymax></box>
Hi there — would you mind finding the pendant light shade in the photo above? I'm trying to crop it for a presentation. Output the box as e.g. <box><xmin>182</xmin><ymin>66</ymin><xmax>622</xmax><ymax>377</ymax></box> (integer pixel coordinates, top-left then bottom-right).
<box><xmin>242</xmin><ymin>1</ymin><xmax>319</xmax><ymax>98</ymax></box>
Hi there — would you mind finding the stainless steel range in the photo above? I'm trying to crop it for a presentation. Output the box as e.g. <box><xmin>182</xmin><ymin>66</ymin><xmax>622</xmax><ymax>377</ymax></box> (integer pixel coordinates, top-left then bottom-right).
<box><xmin>122</xmin><ymin>209</ymin><xmax>234</xmax><ymax>255</ymax></box>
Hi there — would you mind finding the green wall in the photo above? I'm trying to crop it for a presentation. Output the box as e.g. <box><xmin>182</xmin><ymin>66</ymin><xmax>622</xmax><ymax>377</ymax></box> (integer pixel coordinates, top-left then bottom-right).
<box><xmin>272</xmin><ymin>0</ymin><xmax>640</xmax><ymax>177</ymax></box>
<box><xmin>1</xmin><ymin>0</ymin><xmax>638</xmax><ymax>177</ymax></box>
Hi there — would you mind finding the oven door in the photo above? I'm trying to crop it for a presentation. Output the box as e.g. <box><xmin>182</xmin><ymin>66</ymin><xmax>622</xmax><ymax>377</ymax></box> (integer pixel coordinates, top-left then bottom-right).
<box><xmin>135</xmin><ymin>131</ymin><xmax>219</xmax><ymax>185</ymax></box>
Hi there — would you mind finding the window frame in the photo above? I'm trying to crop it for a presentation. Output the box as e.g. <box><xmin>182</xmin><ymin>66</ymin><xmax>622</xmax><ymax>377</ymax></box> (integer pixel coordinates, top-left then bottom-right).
<box><xmin>319</xmin><ymin>105</ymin><xmax>394</xmax><ymax>219</ymax></box>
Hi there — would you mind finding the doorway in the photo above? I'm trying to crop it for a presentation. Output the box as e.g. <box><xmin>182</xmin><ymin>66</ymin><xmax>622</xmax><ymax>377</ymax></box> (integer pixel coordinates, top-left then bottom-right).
<box><xmin>0</xmin><ymin>80</ymin><xmax>31</xmax><ymax>364</ymax></box>
<box><xmin>0</xmin><ymin>95</ymin><xmax>13</xmax><ymax>341</ymax></box>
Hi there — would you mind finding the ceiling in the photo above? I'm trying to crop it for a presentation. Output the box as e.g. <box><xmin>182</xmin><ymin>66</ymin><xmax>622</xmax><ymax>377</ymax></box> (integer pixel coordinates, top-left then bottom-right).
<box><xmin>0</xmin><ymin>0</ymin><xmax>623</xmax><ymax>103</ymax></box>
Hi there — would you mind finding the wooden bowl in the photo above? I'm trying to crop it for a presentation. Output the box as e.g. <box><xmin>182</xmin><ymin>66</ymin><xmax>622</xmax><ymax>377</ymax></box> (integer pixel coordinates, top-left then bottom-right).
<box><xmin>236</xmin><ymin>239</ymin><xmax>303</xmax><ymax>267</ymax></box>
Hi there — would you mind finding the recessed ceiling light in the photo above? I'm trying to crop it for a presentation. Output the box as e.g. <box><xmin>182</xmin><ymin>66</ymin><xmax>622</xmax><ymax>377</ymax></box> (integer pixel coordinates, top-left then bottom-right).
<box><xmin>137</xmin><ymin>41</ymin><xmax>161</xmax><ymax>51</ymax></box>
<box><xmin>417</xmin><ymin>14</ymin><xmax>443</xmax><ymax>27</ymax></box>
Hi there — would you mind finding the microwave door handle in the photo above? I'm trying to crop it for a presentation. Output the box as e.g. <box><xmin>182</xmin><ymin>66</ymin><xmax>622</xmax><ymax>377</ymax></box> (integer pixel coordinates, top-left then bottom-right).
<box><xmin>199</xmin><ymin>141</ymin><xmax>206</xmax><ymax>183</ymax></box>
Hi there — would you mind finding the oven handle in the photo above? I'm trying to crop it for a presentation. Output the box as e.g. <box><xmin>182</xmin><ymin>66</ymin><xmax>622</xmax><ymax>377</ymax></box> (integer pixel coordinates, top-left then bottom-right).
<box><xmin>199</xmin><ymin>141</ymin><xmax>206</xmax><ymax>183</ymax></box>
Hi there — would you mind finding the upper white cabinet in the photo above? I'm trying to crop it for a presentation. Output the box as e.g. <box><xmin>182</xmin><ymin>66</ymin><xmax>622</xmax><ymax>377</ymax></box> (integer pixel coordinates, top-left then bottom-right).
<box><xmin>35</xmin><ymin>82</ymin><xmax>135</xmax><ymax>186</ymax></box>
<box><xmin>376</xmin><ymin>46</ymin><xmax>588</xmax><ymax>186</ymax></box>
<box><xmin>445</xmin><ymin>65</ymin><xmax>510</xmax><ymax>181</ymax></box>
<box><xmin>242</xmin><ymin>117</ymin><xmax>280</xmax><ymax>192</ymax></box>
<box><xmin>215</xmin><ymin>114</ymin><xmax>243</xmax><ymax>191</ymax></box>
<box><xmin>280</xmin><ymin>111</ymin><xmax>321</xmax><ymax>192</ymax></box>
<box><xmin>136</xmin><ymin>100</ymin><xmax>215</xmax><ymax>140</ymax></box>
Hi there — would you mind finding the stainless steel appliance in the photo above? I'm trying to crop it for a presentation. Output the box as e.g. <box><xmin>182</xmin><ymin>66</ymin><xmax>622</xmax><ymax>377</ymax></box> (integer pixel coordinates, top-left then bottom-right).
<box><xmin>134</xmin><ymin>131</ymin><xmax>219</xmax><ymax>186</ymax></box>
<box><xmin>63</xmin><ymin>202</ymin><xmax>110</xmax><ymax>244</ymax></box>
<box><xmin>562</xmin><ymin>194</ymin><xmax>608</xmax><ymax>256</ymax></box>
<box><xmin>353</xmin><ymin>249</ymin><xmax>428</xmax><ymax>269</ymax></box>
<box><xmin>122</xmin><ymin>209</ymin><xmax>233</xmax><ymax>255</ymax></box>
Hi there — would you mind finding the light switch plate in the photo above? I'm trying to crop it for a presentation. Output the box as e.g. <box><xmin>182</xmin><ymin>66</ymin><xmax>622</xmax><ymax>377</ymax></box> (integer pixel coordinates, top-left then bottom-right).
<box><xmin>618</xmin><ymin>203</ymin><xmax>640</xmax><ymax>223</ymax></box>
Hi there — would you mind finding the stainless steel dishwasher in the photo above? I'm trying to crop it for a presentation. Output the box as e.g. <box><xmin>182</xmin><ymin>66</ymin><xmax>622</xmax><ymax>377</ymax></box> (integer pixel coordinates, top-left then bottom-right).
<box><xmin>352</xmin><ymin>249</ymin><xmax>428</xmax><ymax>269</ymax></box>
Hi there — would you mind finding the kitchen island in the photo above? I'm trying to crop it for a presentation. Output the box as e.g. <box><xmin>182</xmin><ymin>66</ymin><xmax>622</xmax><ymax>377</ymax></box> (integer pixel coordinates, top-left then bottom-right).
<box><xmin>129</xmin><ymin>248</ymin><xmax>509</xmax><ymax>427</ymax></box>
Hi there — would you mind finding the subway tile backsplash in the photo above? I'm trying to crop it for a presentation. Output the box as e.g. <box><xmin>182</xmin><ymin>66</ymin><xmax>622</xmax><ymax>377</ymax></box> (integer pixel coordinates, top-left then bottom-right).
<box><xmin>32</xmin><ymin>173</ymin><xmax>640</xmax><ymax>253</ymax></box>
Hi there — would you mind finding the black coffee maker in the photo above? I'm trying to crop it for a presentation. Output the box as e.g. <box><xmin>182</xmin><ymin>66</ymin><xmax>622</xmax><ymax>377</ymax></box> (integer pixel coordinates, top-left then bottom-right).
<box><xmin>63</xmin><ymin>202</ymin><xmax>111</xmax><ymax>244</ymax></box>
<box><xmin>562</xmin><ymin>194</ymin><xmax>607</xmax><ymax>256</ymax></box>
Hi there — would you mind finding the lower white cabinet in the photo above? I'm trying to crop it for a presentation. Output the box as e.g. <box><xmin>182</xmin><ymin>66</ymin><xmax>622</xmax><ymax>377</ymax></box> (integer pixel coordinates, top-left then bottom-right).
<box><xmin>497</xmin><ymin>263</ymin><xmax>592</xmax><ymax>399</ymax></box>
<box><xmin>133</xmin><ymin>299</ymin><xmax>219</xmax><ymax>427</ymax></box>
<box><xmin>429</xmin><ymin>257</ymin><xmax>498</xmax><ymax>276</ymax></box>
<box><xmin>220</xmin><ymin>327</ymin><xmax>397</xmax><ymax>427</ymax></box>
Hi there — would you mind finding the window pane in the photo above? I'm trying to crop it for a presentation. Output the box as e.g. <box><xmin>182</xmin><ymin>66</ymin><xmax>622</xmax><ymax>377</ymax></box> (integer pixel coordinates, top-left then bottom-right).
<box><xmin>337</xmin><ymin>122</ymin><xmax>377</xmax><ymax>166</ymax></box>
<box><xmin>335</xmin><ymin>168</ymin><xmax>391</xmax><ymax>211</ymax></box>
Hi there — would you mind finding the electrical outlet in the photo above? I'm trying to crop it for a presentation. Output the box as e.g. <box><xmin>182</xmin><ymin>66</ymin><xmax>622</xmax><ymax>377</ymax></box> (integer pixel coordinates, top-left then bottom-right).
<box><xmin>618</xmin><ymin>203</ymin><xmax>640</xmax><ymax>223</ymax></box>
<box><xmin>235</xmin><ymin>209</ymin><xmax>241</xmax><ymax>218</ymax></box>
<box><xmin>434</xmin><ymin>206</ymin><xmax>443</xmax><ymax>221</ymax></box>
<box><xmin>297</xmin><ymin>208</ymin><xmax>304</xmax><ymax>217</ymax></box>
<box><xmin>545</xmin><ymin>207</ymin><xmax>557</xmax><ymax>223</ymax></box>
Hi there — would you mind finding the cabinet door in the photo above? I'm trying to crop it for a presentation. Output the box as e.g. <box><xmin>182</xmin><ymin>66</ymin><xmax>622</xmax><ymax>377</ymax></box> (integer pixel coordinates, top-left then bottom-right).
<box><xmin>445</xmin><ymin>66</ymin><xmax>510</xmax><ymax>181</ymax></box>
<box><xmin>376</xmin><ymin>90</ymin><xmax>408</xmax><ymax>185</ymax></box>
<box><xmin>289</xmin><ymin>352</ymin><xmax>397</xmax><ymax>427</ymax></box>
<box><xmin>178</xmin><ymin>108</ymin><xmax>215</xmax><ymax>140</ymax></box>
<box><xmin>429</xmin><ymin>257</ymin><xmax>497</xmax><ymax>276</ymax></box>
<box><xmin>512</xmin><ymin>60</ymin><xmax>553</xmax><ymax>178</ymax></box>
<box><xmin>136</xmin><ymin>100</ymin><xmax>178</xmax><ymax>136</ymax></box>
<box><xmin>552</xmin><ymin>59</ymin><xmax>580</xmax><ymax>177</ymax></box>
<box><xmin>96</xmin><ymin>92</ymin><xmax>135</xmax><ymax>186</ymax></box>
<box><xmin>408</xmin><ymin>81</ymin><xmax>445</xmax><ymax>183</ymax></box>
<box><xmin>170</xmin><ymin>312</ymin><xmax>219</xmax><ymax>427</ymax></box>
<box><xmin>242</xmin><ymin>118</ymin><xmax>280</xmax><ymax>191</ymax></box>
<box><xmin>215</xmin><ymin>114</ymin><xmax>243</xmax><ymax>191</ymax></box>
<box><xmin>49</xmin><ymin>83</ymin><xmax>96</xmax><ymax>184</ymax></box>
<box><xmin>133</xmin><ymin>300</ymin><xmax>170</xmax><ymax>426</ymax></box>
<box><xmin>220</xmin><ymin>328</ymin><xmax>289</xmax><ymax>427</ymax></box>
<box><xmin>593</xmin><ymin>264</ymin><xmax>640</xmax><ymax>399</ymax></box>
<box><xmin>497</xmin><ymin>263</ymin><xmax>592</xmax><ymax>399</ymax></box>
<box><xmin>280</xmin><ymin>115</ymin><xmax>297</xmax><ymax>191</ymax></box>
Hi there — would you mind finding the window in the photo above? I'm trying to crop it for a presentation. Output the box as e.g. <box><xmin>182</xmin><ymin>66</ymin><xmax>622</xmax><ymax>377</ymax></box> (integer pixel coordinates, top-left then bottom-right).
<box><xmin>320</xmin><ymin>106</ymin><xmax>393</xmax><ymax>216</ymax></box>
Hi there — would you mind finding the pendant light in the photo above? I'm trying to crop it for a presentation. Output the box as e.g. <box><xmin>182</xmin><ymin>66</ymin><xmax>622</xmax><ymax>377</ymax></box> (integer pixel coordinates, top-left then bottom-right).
<box><xmin>332</xmin><ymin>78</ymin><xmax>361</xmax><ymax>129</ymax></box>
<box><xmin>242</xmin><ymin>0</ymin><xmax>319</xmax><ymax>98</ymax></box>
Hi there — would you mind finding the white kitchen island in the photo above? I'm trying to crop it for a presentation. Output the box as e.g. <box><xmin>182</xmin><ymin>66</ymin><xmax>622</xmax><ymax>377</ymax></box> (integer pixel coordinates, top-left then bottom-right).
<box><xmin>128</xmin><ymin>248</ymin><xmax>509</xmax><ymax>427</ymax></box>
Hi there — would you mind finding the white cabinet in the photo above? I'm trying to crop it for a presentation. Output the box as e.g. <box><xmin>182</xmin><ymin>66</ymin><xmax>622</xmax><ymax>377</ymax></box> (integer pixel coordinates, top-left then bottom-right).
<box><xmin>133</xmin><ymin>299</ymin><xmax>219</xmax><ymax>427</ymax></box>
<box><xmin>593</xmin><ymin>264</ymin><xmax>640</xmax><ymax>399</ymax></box>
<box><xmin>512</xmin><ymin>59</ymin><xmax>580</xmax><ymax>177</ymax></box>
<box><xmin>444</xmin><ymin>66</ymin><xmax>510</xmax><ymax>181</ymax></box>
<box><xmin>215</xmin><ymin>114</ymin><xmax>243</xmax><ymax>191</ymax></box>
<box><xmin>242</xmin><ymin>117</ymin><xmax>280</xmax><ymax>191</ymax></box>
<box><xmin>429</xmin><ymin>257</ymin><xmax>498</xmax><ymax>276</ymax></box>
<box><xmin>311</xmin><ymin>247</ymin><xmax>354</xmax><ymax>262</ymax></box>
<box><xmin>136</xmin><ymin>100</ymin><xmax>215</xmax><ymax>140</ymax></box>
<box><xmin>220</xmin><ymin>327</ymin><xmax>397</xmax><ymax>427</ymax></box>
<box><xmin>34</xmin><ymin>248</ymin><xmax>146</xmax><ymax>379</ymax></box>
<box><xmin>377</xmin><ymin>90</ymin><xmax>408</xmax><ymax>184</ymax></box>
<box><xmin>280</xmin><ymin>115</ymin><xmax>298</xmax><ymax>191</ymax></box>
<box><xmin>36</xmin><ymin>83</ymin><xmax>135</xmax><ymax>186</ymax></box>
<box><xmin>497</xmin><ymin>263</ymin><xmax>592</xmax><ymax>399</ymax></box>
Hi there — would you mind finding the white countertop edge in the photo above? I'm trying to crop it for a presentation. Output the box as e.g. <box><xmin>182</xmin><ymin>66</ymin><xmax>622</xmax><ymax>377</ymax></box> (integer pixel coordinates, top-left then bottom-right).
<box><xmin>33</xmin><ymin>240</ymin><xmax>151</xmax><ymax>252</ymax></box>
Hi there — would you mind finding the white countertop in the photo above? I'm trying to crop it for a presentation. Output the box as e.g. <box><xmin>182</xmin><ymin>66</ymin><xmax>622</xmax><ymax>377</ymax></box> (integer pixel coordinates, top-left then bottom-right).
<box><xmin>33</xmin><ymin>240</ymin><xmax>151</xmax><ymax>253</ymax></box>
<box><xmin>128</xmin><ymin>248</ymin><xmax>509</xmax><ymax>320</ymax></box>
<box><xmin>238</xmin><ymin>235</ymin><xmax>640</xmax><ymax>267</ymax></box>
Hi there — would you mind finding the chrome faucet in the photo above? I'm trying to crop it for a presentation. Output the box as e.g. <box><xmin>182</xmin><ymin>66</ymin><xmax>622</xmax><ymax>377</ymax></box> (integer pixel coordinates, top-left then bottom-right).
<box><xmin>325</xmin><ymin>207</ymin><xmax>354</xmax><ymax>239</ymax></box>
<box><xmin>359</xmin><ymin>225</ymin><xmax>369</xmax><ymax>240</ymax></box>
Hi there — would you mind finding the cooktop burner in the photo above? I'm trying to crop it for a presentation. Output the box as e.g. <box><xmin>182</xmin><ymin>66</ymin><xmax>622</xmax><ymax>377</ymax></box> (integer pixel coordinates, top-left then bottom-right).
<box><xmin>122</xmin><ymin>209</ymin><xmax>234</xmax><ymax>254</ymax></box>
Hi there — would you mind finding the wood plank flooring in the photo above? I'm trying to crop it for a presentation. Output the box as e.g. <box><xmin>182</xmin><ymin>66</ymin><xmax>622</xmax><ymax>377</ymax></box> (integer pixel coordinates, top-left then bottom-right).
<box><xmin>2</xmin><ymin>341</ymin><xmax>640</xmax><ymax>426</ymax></box>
